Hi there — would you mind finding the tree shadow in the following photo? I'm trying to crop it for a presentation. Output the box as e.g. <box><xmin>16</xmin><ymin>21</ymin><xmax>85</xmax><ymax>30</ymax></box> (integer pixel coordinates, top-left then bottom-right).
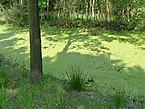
<box><xmin>0</xmin><ymin>27</ymin><xmax>29</xmax><ymax>65</ymax></box>
<box><xmin>42</xmin><ymin>27</ymin><xmax>112</xmax><ymax>55</ymax></box>
<box><xmin>90</xmin><ymin>28</ymin><xmax>145</xmax><ymax>46</ymax></box>
<box><xmin>42</xmin><ymin>50</ymin><xmax>145</xmax><ymax>96</ymax></box>
<box><xmin>42</xmin><ymin>26</ymin><xmax>145</xmax><ymax>58</ymax></box>
<box><xmin>40</xmin><ymin>26</ymin><xmax>145</xmax><ymax>95</ymax></box>
<box><xmin>0</xmin><ymin>25</ymin><xmax>145</xmax><ymax>96</ymax></box>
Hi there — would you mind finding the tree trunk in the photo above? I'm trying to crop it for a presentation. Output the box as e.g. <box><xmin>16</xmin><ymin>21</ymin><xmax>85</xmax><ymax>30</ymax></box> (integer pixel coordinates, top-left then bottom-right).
<box><xmin>28</xmin><ymin>0</ymin><xmax>43</xmax><ymax>82</ymax></box>
<box><xmin>20</xmin><ymin>0</ymin><xmax>23</xmax><ymax>4</ymax></box>
<box><xmin>106</xmin><ymin>0</ymin><xmax>110</xmax><ymax>22</ymax></box>
<box><xmin>47</xmin><ymin>0</ymin><xmax>49</xmax><ymax>12</ymax></box>
<box><xmin>91</xmin><ymin>0</ymin><xmax>95</xmax><ymax>20</ymax></box>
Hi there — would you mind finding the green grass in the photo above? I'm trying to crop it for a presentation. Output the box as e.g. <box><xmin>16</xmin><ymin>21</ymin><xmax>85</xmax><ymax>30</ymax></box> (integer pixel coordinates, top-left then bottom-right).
<box><xmin>64</xmin><ymin>65</ymin><xmax>87</xmax><ymax>91</ymax></box>
<box><xmin>0</xmin><ymin>25</ymin><xmax>145</xmax><ymax>108</ymax></box>
<box><xmin>0</xmin><ymin>54</ymin><xmax>144</xmax><ymax>108</ymax></box>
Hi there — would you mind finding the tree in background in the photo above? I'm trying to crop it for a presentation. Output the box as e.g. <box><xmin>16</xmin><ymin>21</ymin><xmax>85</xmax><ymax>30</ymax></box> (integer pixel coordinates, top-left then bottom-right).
<box><xmin>0</xmin><ymin>0</ymin><xmax>145</xmax><ymax>30</ymax></box>
<box><xmin>28</xmin><ymin>0</ymin><xmax>43</xmax><ymax>82</ymax></box>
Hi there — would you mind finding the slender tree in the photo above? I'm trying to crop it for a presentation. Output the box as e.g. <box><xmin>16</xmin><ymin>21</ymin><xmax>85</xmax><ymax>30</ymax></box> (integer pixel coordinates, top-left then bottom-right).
<box><xmin>28</xmin><ymin>0</ymin><xmax>43</xmax><ymax>82</ymax></box>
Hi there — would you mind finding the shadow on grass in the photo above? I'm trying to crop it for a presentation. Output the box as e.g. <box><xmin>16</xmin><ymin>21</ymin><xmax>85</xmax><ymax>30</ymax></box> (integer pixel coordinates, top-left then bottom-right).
<box><xmin>42</xmin><ymin>26</ymin><xmax>145</xmax><ymax>53</ymax></box>
<box><xmin>42</xmin><ymin>51</ymin><xmax>145</xmax><ymax>95</ymax></box>
<box><xmin>0</xmin><ymin>26</ymin><xmax>29</xmax><ymax>64</ymax></box>
<box><xmin>0</xmin><ymin>25</ymin><xmax>145</xmax><ymax>95</ymax></box>
<box><xmin>90</xmin><ymin>29</ymin><xmax>145</xmax><ymax>46</ymax></box>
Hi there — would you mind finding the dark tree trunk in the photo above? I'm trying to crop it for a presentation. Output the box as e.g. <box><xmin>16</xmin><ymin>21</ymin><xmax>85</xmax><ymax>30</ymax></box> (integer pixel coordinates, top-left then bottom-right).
<box><xmin>28</xmin><ymin>0</ymin><xmax>43</xmax><ymax>82</ymax></box>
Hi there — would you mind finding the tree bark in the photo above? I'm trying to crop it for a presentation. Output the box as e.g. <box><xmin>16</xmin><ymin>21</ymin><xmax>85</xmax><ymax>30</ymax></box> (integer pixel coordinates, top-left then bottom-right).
<box><xmin>106</xmin><ymin>0</ymin><xmax>110</xmax><ymax>22</ymax></box>
<box><xmin>91</xmin><ymin>0</ymin><xmax>95</xmax><ymax>20</ymax></box>
<box><xmin>28</xmin><ymin>0</ymin><xmax>43</xmax><ymax>82</ymax></box>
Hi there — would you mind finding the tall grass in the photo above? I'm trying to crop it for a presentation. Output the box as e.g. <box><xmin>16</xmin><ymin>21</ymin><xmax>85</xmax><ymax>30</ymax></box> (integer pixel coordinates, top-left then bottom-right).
<box><xmin>0</xmin><ymin>91</ymin><xmax>7</xmax><ymax>109</ymax></box>
<box><xmin>19</xmin><ymin>88</ymin><xmax>33</xmax><ymax>109</ymax></box>
<box><xmin>114</xmin><ymin>91</ymin><xmax>125</xmax><ymax>109</ymax></box>
<box><xmin>0</xmin><ymin>68</ymin><xmax>7</xmax><ymax>89</ymax></box>
<box><xmin>64</xmin><ymin>65</ymin><xmax>87</xmax><ymax>91</ymax></box>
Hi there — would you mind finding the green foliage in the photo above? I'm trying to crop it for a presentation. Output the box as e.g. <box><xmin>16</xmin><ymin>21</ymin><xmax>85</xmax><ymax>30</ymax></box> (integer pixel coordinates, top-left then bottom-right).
<box><xmin>125</xmin><ymin>90</ymin><xmax>142</xmax><ymax>108</ymax></box>
<box><xmin>0</xmin><ymin>54</ymin><xmax>144</xmax><ymax>108</ymax></box>
<box><xmin>0</xmin><ymin>3</ymin><xmax>28</xmax><ymax>26</ymax></box>
<box><xmin>0</xmin><ymin>54</ymin><xmax>5</xmax><ymax>66</ymax></box>
<box><xmin>19</xmin><ymin>88</ymin><xmax>33</xmax><ymax>109</ymax></box>
<box><xmin>0</xmin><ymin>0</ymin><xmax>145</xmax><ymax>30</ymax></box>
<box><xmin>38</xmin><ymin>0</ymin><xmax>47</xmax><ymax>9</ymax></box>
<box><xmin>114</xmin><ymin>91</ymin><xmax>125</xmax><ymax>109</ymax></box>
<box><xmin>64</xmin><ymin>65</ymin><xmax>87</xmax><ymax>91</ymax></box>
<box><xmin>0</xmin><ymin>68</ymin><xmax>7</xmax><ymax>89</ymax></box>
<box><xmin>112</xmin><ymin>89</ymin><xmax>143</xmax><ymax>109</ymax></box>
<box><xmin>134</xmin><ymin>5</ymin><xmax>145</xmax><ymax>30</ymax></box>
<box><xmin>57</xmin><ymin>93</ymin><xmax>66</xmax><ymax>109</ymax></box>
<box><xmin>0</xmin><ymin>91</ymin><xmax>7</xmax><ymax>109</ymax></box>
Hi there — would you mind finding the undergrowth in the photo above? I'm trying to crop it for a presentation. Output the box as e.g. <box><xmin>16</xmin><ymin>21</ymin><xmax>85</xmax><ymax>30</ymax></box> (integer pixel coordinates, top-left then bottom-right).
<box><xmin>0</xmin><ymin>54</ymin><xmax>144</xmax><ymax>109</ymax></box>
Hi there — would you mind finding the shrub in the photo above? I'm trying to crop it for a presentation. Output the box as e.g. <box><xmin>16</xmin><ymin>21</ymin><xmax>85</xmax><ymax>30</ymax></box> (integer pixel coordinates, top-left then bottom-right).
<box><xmin>0</xmin><ymin>3</ymin><xmax>28</xmax><ymax>27</ymax></box>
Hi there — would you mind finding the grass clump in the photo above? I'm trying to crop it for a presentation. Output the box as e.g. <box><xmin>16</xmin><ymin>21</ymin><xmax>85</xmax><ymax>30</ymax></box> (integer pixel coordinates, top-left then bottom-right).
<box><xmin>64</xmin><ymin>65</ymin><xmax>87</xmax><ymax>91</ymax></box>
